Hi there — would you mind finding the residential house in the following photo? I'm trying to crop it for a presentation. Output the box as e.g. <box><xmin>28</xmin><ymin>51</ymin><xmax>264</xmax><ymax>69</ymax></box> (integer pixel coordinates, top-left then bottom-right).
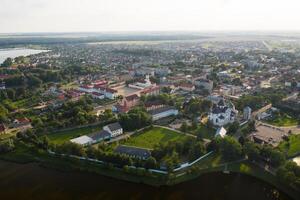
<box><xmin>89</xmin><ymin>130</ymin><xmax>111</xmax><ymax>143</ymax></box>
<box><xmin>12</xmin><ymin>118</ymin><xmax>32</xmax><ymax>131</ymax></box>
<box><xmin>103</xmin><ymin>122</ymin><xmax>123</xmax><ymax>137</ymax></box>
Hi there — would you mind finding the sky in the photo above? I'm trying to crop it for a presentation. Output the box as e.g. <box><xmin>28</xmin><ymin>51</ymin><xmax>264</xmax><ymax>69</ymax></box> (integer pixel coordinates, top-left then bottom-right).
<box><xmin>1</xmin><ymin>0</ymin><xmax>300</xmax><ymax>33</ymax></box>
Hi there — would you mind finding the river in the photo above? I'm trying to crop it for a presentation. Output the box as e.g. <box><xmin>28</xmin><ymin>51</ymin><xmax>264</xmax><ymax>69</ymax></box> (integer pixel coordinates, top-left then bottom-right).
<box><xmin>0</xmin><ymin>160</ymin><xmax>292</xmax><ymax>200</ymax></box>
<box><xmin>0</xmin><ymin>48</ymin><xmax>49</xmax><ymax>64</ymax></box>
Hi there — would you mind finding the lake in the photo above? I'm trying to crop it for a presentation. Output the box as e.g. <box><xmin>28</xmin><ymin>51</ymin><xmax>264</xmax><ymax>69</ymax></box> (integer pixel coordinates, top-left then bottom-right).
<box><xmin>0</xmin><ymin>48</ymin><xmax>49</xmax><ymax>64</ymax></box>
<box><xmin>0</xmin><ymin>160</ymin><xmax>292</xmax><ymax>200</ymax></box>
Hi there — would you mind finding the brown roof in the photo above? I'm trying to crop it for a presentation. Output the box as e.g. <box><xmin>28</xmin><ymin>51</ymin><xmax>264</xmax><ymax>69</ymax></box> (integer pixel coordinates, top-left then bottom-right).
<box><xmin>125</xmin><ymin>94</ymin><xmax>139</xmax><ymax>101</ymax></box>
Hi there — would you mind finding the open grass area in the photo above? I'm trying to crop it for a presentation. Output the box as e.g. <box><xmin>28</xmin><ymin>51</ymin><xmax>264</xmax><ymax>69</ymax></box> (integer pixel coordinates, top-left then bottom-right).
<box><xmin>47</xmin><ymin>126</ymin><xmax>102</xmax><ymax>144</ymax></box>
<box><xmin>266</xmin><ymin>113</ymin><xmax>299</xmax><ymax>127</ymax></box>
<box><xmin>278</xmin><ymin>134</ymin><xmax>300</xmax><ymax>157</ymax></box>
<box><xmin>122</xmin><ymin>127</ymin><xmax>189</xmax><ymax>149</ymax></box>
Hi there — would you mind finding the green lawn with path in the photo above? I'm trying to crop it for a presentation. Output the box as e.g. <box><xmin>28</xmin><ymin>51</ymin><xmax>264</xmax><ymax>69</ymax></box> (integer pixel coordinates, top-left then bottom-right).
<box><xmin>266</xmin><ymin>113</ymin><xmax>298</xmax><ymax>127</ymax></box>
<box><xmin>122</xmin><ymin>127</ymin><xmax>189</xmax><ymax>149</ymax></box>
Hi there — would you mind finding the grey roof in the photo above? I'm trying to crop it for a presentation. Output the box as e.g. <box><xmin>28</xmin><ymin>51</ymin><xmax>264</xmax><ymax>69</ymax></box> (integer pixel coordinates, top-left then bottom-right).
<box><xmin>212</xmin><ymin>105</ymin><xmax>229</xmax><ymax>114</ymax></box>
<box><xmin>89</xmin><ymin>130</ymin><xmax>111</xmax><ymax>141</ymax></box>
<box><xmin>115</xmin><ymin>145</ymin><xmax>151</xmax><ymax>159</ymax></box>
<box><xmin>107</xmin><ymin>122</ymin><xmax>122</xmax><ymax>131</ymax></box>
<box><xmin>148</xmin><ymin>106</ymin><xmax>177</xmax><ymax>115</ymax></box>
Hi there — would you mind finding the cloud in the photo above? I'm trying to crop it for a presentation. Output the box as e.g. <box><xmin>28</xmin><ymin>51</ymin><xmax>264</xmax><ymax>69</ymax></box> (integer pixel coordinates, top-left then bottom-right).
<box><xmin>0</xmin><ymin>0</ymin><xmax>300</xmax><ymax>32</ymax></box>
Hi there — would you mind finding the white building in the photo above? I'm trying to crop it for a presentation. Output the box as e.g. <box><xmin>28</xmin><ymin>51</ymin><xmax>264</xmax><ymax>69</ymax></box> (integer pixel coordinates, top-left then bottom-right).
<box><xmin>209</xmin><ymin>99</ymin><xmax>238</xmax><ymax>127</ymax></box>
<box><xmin>103</xmin><ymin>122</ymin><xmax>123</xmax><ymax>137</ymax></box>
<box><xmin>78</xmin><ymin>85</ymin><xmax>117</xmax><ymax>99</ymax></box>
<box><xmin>70</xmin><ymin>135</ymin><xmax>94</xmax><ymax>146</ymax></box>
<box><xmin>215</xmin><ymin>127</ymin><xmax>227</xmax><ymax>138</ymax></box>
<box><xmin>243</xmin><ymin>106</ymin><xmax>252</xmax><ymax>120</ymax></box>
<box><xmin>149</xmin><ymin>106</ymin><xmax>179</xmax><ymax>121</ymax></box>
<box><xmin>128</xmin><ymin>75</ymin><xmax>155</xmax><ymax>90</ymax></box>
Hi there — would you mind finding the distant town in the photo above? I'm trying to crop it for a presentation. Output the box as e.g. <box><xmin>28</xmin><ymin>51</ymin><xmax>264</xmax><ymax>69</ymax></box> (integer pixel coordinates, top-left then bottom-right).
<box><xmin>0</xmin><ymin>34</ymin><xmax>299</xmax><ymax>198</ymax></box>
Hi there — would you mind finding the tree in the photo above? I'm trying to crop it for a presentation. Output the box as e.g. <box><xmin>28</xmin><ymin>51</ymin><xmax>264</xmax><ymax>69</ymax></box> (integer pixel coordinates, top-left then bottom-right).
<box><xmin>243</xmin><ymin>142</ymin><xmax>260</xmax><ymax>161</ymax></box>
<box><xmin>227</xmin><ymin>122</ymin><xmax>240</xmax><ymax>135</ymax></box>
<box><xmin>38</xmin><ymin>135</ymin><xmax>50</xmax><ymax>150</ymax></box>
<box><xmin>180</xmin><ymin>122</ymin><xmax>188</xmax><ymax>132</ymax></box>
<box><xmin>188</xmin><ymin>142</ymin><xmax>206</xmax><ymax>161</ymax></box>
<box><xmin>145</xmin><ymin>157</ymin><xmax>157</xmax><ymax>169</ymax></box>
<box><xmin>0</xmin><ymin>139</ymin><xmax>15</xmax><ymax>153</ymax></box>
<box><xmin>218</xmin><ymin>136</ymin><xmax>243</xmax><ymax>161</ymax></box>
<box><xmin>1</xmin><ymin>57</ymin><xmax>13</xmax><ymax>67</ymax></box>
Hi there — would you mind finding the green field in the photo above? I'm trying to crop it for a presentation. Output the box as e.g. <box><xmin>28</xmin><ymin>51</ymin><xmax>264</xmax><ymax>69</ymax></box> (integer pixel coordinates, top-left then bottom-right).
<box><xmin>122</xmin><ymin>127</ymin><xmax>188</xmax><ymax>149</ymax></box>
<box><xmin>278</xmin><ymin>134</ymin><xmax>300</xmax><ymax>157</ymax></box>
<box><xmin>266</xmin><ymin>113</ymin><xmax>298</xmax><ymax>127</ymax></box>
<box><xmin>47</xmin><ymin>126</ymin><xmax>102</xmax><ymax>144</ymax></box>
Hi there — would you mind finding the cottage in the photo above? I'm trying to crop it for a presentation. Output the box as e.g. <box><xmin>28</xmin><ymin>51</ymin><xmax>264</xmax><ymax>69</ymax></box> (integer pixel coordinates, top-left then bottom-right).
<box><xmin>103</xmin><ymin>122</ymin><xmax>123</xmax><ymax>137</ymax></box>
<box><xmin>115</xmin><ymin>145</ymin><xmax>151</xmax><ymax>160</ymax></box>
<box><xmin>12</xmin><ymin>118</ymin><xmax>32</xmax><ymax>131</ymax></box>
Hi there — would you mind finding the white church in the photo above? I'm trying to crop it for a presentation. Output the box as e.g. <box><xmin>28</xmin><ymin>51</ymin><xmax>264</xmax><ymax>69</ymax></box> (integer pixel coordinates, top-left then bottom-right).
<box><xmin>208</xmin><ymin>98</ymin><xmax>238</xmax><ymax>127</ymax></box>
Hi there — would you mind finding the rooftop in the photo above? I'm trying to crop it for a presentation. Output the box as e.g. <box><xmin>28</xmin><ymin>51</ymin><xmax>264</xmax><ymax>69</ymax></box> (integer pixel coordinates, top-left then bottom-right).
<box><xmin>115</xmin><ymin>145</ymin><xmax>151</xmax><ymax>159</ymax></box>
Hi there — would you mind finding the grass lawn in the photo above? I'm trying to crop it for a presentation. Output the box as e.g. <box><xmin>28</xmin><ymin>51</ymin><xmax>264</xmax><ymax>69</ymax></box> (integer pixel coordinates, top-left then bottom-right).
<box><xmin>278</xmin><ymin>134</ymin><xmax>300</xmax><ymax>157</ymax></box>
<box><xmin>47</xmin><ymin>126</ymin><xmax>102</xmax><ymax>144</ymax></box>
<box><xmin>266</xmin><ymin>113</ymin><xmax>298</xmax><ymax>127</ymax></box>
<box><xmin>122</xmin><ymin>127</ymin><xmax>188</xmax><ymax>149</ymax></box>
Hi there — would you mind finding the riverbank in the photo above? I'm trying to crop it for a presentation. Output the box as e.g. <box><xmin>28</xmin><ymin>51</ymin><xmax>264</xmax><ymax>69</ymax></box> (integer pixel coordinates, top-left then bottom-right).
<box><xmin>0</xmin><ymin>159</ymin><xmax>293</xmax><ymax>200</ymax></box>
<box><xmin>0</xmin><ymin>143</ymin><xmax>298</xmax><ymax>199</ymax></box>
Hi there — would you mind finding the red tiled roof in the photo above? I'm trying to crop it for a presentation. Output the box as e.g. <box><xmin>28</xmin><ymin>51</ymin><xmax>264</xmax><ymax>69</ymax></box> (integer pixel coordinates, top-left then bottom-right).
<box><xmin>141</xmin><ymin>86</ymin><xmax>160</xmax><ymax>94</ymax></box>
<box><xmin>125</xmin><ymin>94</ymin><xmax>139</xmax><ymax>101</ymax></box>
<box><xmin>80</xmin><ymin>85</ymin><xmax>93</xmax><ymax>89</ymax></box>
<box><xmin>16</xmin><ymin>118</ymin><xmax>30</xmax><ymax>123</ymax></box>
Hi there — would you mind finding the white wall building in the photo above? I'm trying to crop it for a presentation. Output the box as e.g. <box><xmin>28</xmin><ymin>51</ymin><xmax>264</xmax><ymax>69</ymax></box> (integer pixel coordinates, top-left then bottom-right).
<box><xmin>149</xmin><ymin>106</ymin><xmax>179</xmax><ymax>121</ymax></box>
<box><xmin>103</xmin><ymin>122</ymin><xmax>123</xmax><ymax>137</ymax></box>
<box><xmin>243</xmin><ymin>106</ymin><xmax>252</xmax><ymax>120</ymax></box>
